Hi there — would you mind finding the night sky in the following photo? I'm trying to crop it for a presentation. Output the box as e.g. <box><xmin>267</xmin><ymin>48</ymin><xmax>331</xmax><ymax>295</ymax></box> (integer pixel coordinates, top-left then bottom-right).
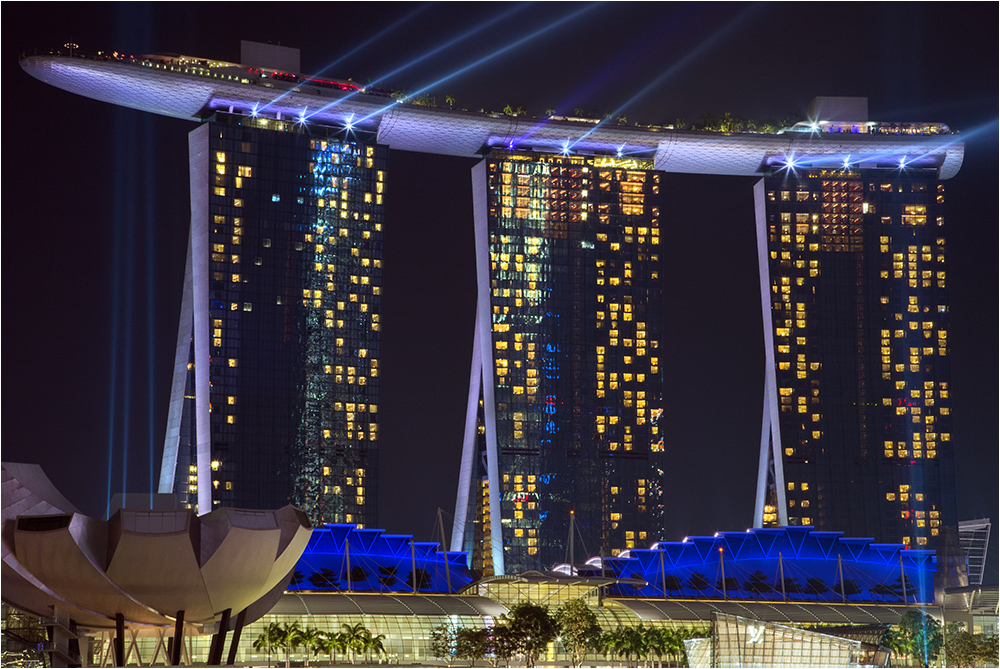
<box><xmin>6</xmin><ymin>3</ymin><xmax>997</xmax><ymax>581</ymax></box>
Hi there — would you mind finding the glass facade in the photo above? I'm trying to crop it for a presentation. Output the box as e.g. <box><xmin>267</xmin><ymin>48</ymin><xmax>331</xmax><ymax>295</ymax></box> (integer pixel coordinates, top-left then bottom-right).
<box><xmin>757</xmin><ymin>168</ymin><xmax>957</xmax><ymax>549</ymax></box>
<box><xmin>457</xmin><ymin>151</ymin><xmax>665</xmax><ymax>575</ymax></box>
<box><xmin>686</xmin><ymin>613</ymin><xmax>865</xmax><ymax>668</ymax></box>
<box><xmin>162</xmin><ymin>114</ymin><xmax>386</xmax><ymax>527</ymax></box>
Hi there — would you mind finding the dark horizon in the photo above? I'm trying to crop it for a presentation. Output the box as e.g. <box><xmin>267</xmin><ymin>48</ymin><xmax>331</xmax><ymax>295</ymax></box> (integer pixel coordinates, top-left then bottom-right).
<box><xmin>5</xmin><ymin>3</ymin><xmax>997</xmax><ymax>582</ymax></box>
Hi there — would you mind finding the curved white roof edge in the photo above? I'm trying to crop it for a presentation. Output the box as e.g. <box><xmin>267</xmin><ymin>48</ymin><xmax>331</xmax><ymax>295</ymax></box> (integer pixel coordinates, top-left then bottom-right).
<box><xmin>21</xmin><ymin>54</ymin><xmax>964</xmax><ymax>179</ymax></box>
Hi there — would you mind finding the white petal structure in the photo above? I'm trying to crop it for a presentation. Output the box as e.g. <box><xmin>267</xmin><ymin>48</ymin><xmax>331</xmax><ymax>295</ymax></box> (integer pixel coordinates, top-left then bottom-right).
<box><xmin>2</xmin><ymin>462</ymin><xmax>310</xmax><ymax>630</ymax></box>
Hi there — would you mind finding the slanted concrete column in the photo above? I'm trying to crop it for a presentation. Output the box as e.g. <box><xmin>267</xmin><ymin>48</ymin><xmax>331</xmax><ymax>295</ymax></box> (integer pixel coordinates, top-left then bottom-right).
<box><xmin>114</xmin><ymin>614</ymin><xmax>125</xmax><ymax>667</ymax></box>
<box><xmin>207</xmin><ymin>608</ymin><xmax>231</xmax><ymax>666</ymax></box>
<box><xmin>170</xmin><ymin>610</ymin><xmax>185</xmax><ymax>667</ymax></box>
<box><xmin>226</xmin><ymin>608</ymin><xmax>248</xmax><ymax>665</ymax></box>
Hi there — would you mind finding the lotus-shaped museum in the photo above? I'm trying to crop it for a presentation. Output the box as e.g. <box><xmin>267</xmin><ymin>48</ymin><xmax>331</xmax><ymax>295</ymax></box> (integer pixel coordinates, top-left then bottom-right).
<box><xmin>2</xmin><ymin>462</ymin><xmax>311</xmax><ymax>664</ymax></box>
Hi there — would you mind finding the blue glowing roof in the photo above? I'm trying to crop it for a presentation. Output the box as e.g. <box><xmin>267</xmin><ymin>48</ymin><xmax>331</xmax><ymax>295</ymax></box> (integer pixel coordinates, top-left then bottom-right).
<box><xmin>590</xmin><ymin>527</ymin><xmax>937</xmax><ymax>604</ymax></box>
<box><xmin>290</xmin><ymin>524</ymin><xmax>473</xmax><ymax>595</ymax></box>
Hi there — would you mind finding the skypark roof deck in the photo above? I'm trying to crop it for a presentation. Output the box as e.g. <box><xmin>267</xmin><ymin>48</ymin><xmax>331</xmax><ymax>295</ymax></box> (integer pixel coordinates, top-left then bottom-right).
<box><xmin>21</xmin><ymin>50</ymin><xmax>964</xmax><ymax>178</ymax></box>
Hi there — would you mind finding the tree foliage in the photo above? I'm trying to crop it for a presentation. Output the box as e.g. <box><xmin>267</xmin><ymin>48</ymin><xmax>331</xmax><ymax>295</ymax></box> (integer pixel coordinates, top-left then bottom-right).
<box><xmin>252</xmin><ymin>622</ymin><xmax>286</xmax><ymax>668</ymax></box>
<box><xmin>803</xmin><ymin>577</ymin><xmax>829</xmax><ymax>596</ymax></box>
<box><xmin>307</xmin><ymin>568</ymin><xmax>340</xmax><ymax>590</ymax></box>
<box><xmin>455</xmin><ymin>628</ymin><xmax>491</xmax><ymax>667</ymax></box>
<box><xmin>378</xmin><ymin>565</ymin><xmax>398</xmax><ymax>588</ymax></box>
<box><xmin>406</xmin><ymin>567</ymin><xmax>433</xmax><ymax>590</ymax></box>
<box><xmin>554</xmin><ymin>599</ymin><xmax>601</xmax><ymax>666</ymax></box>
<box><xmin>687</xmin><ymin>572</ymin><xmax>711</xmax><ymax>593</ymax></box>
<box><xmin>500</xmin><ymin>602</ymin><xmax>559</xmax><ymax>667</ymax></box>
<box><xmin>945</xmin><ymin>628</ymin><xmax>999</xmax><ymax>667</ymax></box>
<box><xmin>744</xmin><ymin>571</ymin><xmax>772</xmax><ymax>597</ymax></box>
<box><xmin>889</xmin><ymin>610</ymin><xmax>943</xmax><ymax>667</ymax></box>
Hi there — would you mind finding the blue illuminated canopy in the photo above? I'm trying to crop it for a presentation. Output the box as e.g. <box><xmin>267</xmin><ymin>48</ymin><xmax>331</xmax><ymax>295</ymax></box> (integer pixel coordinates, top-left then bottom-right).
<box><xmin>291</xmin><ymin>524</ymin><xmax>473</xmax><ymax>595</ymax></box>
<box><xmin>588</xmin><ymin>527</ymin><xmax>936</xmax><ymax>604</ymax></box>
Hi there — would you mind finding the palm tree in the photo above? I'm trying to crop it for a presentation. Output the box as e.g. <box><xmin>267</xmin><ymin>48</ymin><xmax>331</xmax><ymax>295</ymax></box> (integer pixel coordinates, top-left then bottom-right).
<box><xmin>322</xmin><ymin>631</ymin><xmax>349</xmax><ymax>664</ymax></box>
<box><xmin>665</xmin><ymin>627</ymin><xmax>687</xmax><ymax>666</ymax></box>
<box><xmin>296</xmin><ymin>626</ymin><xmax>324</xmax><ymax>667</ymax></box>
<box><xmin>282</xmin><ymin>622</ymin><xmax>302</xmax><ymax>668</ymax></box>
<box><xmin>642</xmin><ymin>626</ymin><xmax>668</xmax><ymax>668</ymax></box>
<box><xmin>312</xmin><ymin>634</ymin><xmax>333</xmax><ymax>666</ymax></box>
<box><xmin>252</xmin><ymin>621</ymin><xmax>288</xmax><ymax>668</ymax></box>
<box><xmin>676</xmin><ymin>626</ymin><xmax>709</xmax><ymax>666</ymax></box>
<box><xmin>340</xmin><ymin>622</ymin><xmax>369</xmax><ymax>664</ymax></box>
<box><xmin>623</xmin><ymin>627</ymin><xmax>648</xmax><ymax>667</ymax></box>
<box><xmin>366</xmin><ymin>631</ymin><xmax>387</xmax><ymax>663</ymax></box>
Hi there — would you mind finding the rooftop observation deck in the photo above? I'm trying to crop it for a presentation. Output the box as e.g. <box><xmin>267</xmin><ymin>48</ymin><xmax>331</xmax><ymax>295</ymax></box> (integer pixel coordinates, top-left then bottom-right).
<box><xmin>21</xmin><ymin>49</ymin><xmax>964</xmax><ymax>178</ymax></box>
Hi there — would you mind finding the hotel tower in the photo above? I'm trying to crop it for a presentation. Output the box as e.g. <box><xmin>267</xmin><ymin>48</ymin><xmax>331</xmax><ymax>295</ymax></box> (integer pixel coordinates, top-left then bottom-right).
<box><xmin>753</xmin><ymin>99</ymin><xmax>959</xmax><ymax>550</ymax></box>
<box><xmin>452</xmin><ymin>151</ymin><xmax>666</xmax><ymax>575</ymax></box>
<box><xmin>157</xmin><ymin>114</ymin><xmax>386</xmax><ymax>525</ymax></box>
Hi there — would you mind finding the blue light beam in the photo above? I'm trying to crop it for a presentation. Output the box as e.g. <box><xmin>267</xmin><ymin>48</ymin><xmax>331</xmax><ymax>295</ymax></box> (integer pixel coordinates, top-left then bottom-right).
<box><xmin>258</xmin><ymin>3</ymin><xmax>433</xmax><ymax>113</ymax></box>
<box><xmin>356</xmin><ymin>3</ymin><xmax>602</xmax><ymax>125</ymax></box>
<box><xmin>570</xmin><ymin>4</ymin><xmax>760</xmax><ymax>149</ymax></box>
<box><xmin>305</xmin><ymin>3</ymin><xmax>529</xmax><ymax>121</ymax></box>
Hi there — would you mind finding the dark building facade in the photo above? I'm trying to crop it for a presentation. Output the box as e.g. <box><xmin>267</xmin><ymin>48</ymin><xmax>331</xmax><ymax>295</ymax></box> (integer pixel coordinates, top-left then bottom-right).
<box><xmin>158</xmin><ymin>114</ymin><xmax>386</xmax><ymax>527</ymax></box>
<box><xmin>754</xmin><ymin>162</ymin><xmax>958</xmax><ymax>549</ymax></box>
<box><xmin>453</xmin><ymin>151</ymin><xmax>666</xmax><ymax>575</ymax></box>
